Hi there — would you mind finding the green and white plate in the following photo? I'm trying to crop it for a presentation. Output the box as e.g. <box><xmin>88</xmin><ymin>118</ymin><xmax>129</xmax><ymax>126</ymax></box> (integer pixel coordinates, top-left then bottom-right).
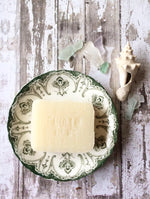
<box><xmin>8</xmin><ymin>70</ymin><xmax>118</xmax><ymax>181</ymax></box>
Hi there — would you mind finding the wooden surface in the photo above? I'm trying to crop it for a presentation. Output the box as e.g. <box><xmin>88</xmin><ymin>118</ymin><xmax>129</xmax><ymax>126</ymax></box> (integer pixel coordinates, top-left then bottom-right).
<box><xmin>0</xmin><ymin>0</ymin><xmax>150</xmax><ymax>198</ymax></box>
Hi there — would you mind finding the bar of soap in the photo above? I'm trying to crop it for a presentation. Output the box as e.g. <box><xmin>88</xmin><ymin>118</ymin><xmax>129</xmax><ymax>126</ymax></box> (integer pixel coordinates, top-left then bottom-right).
<box><xmin>31</xmin><ymin>100</ymin><xmax>95</xmax><ymax>153</ymax></box>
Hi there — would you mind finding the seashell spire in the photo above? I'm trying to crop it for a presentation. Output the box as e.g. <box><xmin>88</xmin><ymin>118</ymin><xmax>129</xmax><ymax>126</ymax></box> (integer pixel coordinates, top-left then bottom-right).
<box><xmin>115</xmin><ymin>42</ymin><xmax>140</xmax><ymax>101</ymax></box>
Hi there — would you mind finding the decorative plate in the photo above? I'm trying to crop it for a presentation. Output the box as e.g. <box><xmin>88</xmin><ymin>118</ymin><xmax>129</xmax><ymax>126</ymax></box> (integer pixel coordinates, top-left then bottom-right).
<box><xmin>8</xmin><ymin>70</ymin><xmax>118</xmax><ymax>181</ymax></box>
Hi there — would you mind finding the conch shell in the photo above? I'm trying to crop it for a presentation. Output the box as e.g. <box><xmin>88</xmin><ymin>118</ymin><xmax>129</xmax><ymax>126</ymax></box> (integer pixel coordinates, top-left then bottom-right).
<box><xmin>115</xmin><ymin>42</ymin><xmax>140</xmax><ymax>101</ymax></box>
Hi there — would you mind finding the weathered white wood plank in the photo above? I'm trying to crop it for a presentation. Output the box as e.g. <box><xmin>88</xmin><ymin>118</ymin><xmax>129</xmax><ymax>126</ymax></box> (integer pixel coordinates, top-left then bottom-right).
<box><xmin>0</xmin><ymin>0</ymin><xmax>21</xmax><ymax>199</ymax></box>
<box><xmin>121</xmin><ymin>0</ymin><xmax>150</xmax><ymax>198</ymax></box>
<box><xmin>55</xmin><ymin>1</ymin><xmax>88</xmax><ymax>199</ymax></box>
<box><xmin>57</xmin><ymin>0</ymin><xmax>85</xmax><ymax>71</ymax></box>
<box><xmin>85</xmin><ymin>1</ymin><xmax>121</xmax><ymax>197</ymax></box>
<box><xmin>20</xmin><ymin>0</ymin><xmax>57</xmax><ymax>83</ymax></box>
<box><xmin>20</xmin><ymin>0</ymin><xmax>58</xmax><ymax>198</ymax></box>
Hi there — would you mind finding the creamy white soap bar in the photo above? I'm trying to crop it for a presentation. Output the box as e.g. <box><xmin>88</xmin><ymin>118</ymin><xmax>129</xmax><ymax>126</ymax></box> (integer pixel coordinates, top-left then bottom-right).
<box><xmin>31</xmin><ymin>100</ymin><xmax>95</xmax><ymax>153</ymax></box>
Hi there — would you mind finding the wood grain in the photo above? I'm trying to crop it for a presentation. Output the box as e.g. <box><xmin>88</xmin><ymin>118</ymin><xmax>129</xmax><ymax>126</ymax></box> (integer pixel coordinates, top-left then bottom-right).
<box><xmin>55</xmin><ymin>1</ymin><xmax>88</xmax><ymax>199</ymax></box>
<box><xmin>121</xmin><ymin>0</ymin><xmax>150</xmax><ymax>198</ymax></box>
<box><xmin>20</xmin><ymin>0</ymin><xmax>59</xmax><ymax>198</ymax></box>
<box><xmin>0</xmin><ymin>0</ymin><xmax>21</xmax><ymax>199</ymax></box>
<box><xmin>85</xmin><ymin>1</ymin><xmax>121</xmax><ymax>198</ymax></box>
<box><xmin>57</xmin><ymin>0</ymin><xmax>85</xmax><ymax>71</ymax></box>
<box><xmin>0</xmin><ymin>0</ymin><xmax>150</xmax><ymax>198</ymax></box>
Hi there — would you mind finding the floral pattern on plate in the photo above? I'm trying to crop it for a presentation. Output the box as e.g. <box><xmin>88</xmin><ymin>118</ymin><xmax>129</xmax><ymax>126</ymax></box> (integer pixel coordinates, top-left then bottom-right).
<box><xmin>8</xmin><ymin>70</ymin><xmax>118</xmax><ymax>181</ymax></box>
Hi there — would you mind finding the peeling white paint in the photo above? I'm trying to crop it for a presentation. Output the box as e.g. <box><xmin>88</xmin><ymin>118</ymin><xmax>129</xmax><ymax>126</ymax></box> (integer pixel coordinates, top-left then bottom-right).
<box><xmin>26</xmin><ymin>0</ymin><xmax>35</xmax><ymax>80</ymax></box>
<box><xmin>63</xmin><ymin>62</ymin><xmax>74</xmax><ymax>70</ymax></box>
<box><xmin>42</xmin><ymin>0</ymin><xmax>57</xmax><ymax>72</ymax></box>
<box><xmin>94</xmin><ymin>0</ymin><xmax>107</xmax><ymax>19</ymax></box>
<box><xmin>59</xmin><ymin>0</ymin><xmax>83</xmax><ymax>19</ymax></box>
<box><xmin>121</xmin><ymin>0</ymin><xmax>150</xmax><ymax>198</ymax></box>
<box><xmin>0</xmin><ymin>1</ymin><xmax>19</xmax><ymax>199</ymax></box>
<box><xmin>87</xmin><ymin>152</ymin><xmax>119</xmax><ymax>196</ymax></box>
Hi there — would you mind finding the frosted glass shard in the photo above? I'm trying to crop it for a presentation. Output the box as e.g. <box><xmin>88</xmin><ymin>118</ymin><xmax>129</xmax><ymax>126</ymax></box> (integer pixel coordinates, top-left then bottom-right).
<box><xmin>125</xmin><ymin>94</ymin><xmax>144</xmax><ymax>120</ymax></box>
<box><xmin>99</xmin><ymin>62</ymin><xmax>110</xmax><ymax>74</ymax></box>
<box><xmin>81</xmin><ymin>41</ymin><xmax>104</xmax><ymax>68</ymax></box>
<box><xmin>59</xmin><ymin>40</ymin><xmax>83</xmax><ymax>61</ymax></box>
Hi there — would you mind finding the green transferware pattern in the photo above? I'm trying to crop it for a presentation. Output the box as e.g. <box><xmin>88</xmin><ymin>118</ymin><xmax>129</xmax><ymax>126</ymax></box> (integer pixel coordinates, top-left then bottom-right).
<box><xmin>7</xmin><ymin>70</ymin><xmax>118</xmax><ymax>181</ymax></box>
